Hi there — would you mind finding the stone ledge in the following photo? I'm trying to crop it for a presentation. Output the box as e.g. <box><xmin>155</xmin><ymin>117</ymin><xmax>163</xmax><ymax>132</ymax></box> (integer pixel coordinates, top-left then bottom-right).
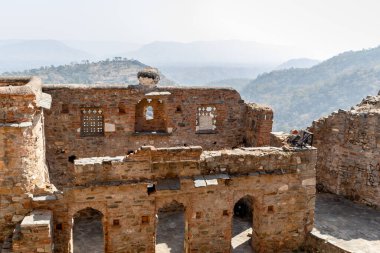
<box><xmin>74</xmin><ymin>156</ymin><xmax>125</xmax><ymax>166</ymax></box>
<box><xmin>132</xmin><ymin>131</ymin><xmax>171</xmax><ymax>136</ymax></box>
<box><xmin>32</xmin><ymin>195</ymin><xmax>57</xmax><ymax>202</ymax></box>
<box><xmin>37</xmin><ymin>92</ymin><xmax>52</xmax><ymax>109</ymax></box>
<box><xmin>0</xmin><ymin>122</ymin><xmax>33</xmax><ymax>128</ymax></box>
<box><xmin>20</xmin><ymin>210</ymin><xmax>52</xmax><ymax>227</ymax></box>
<box><xmin>145</xmin><ymin>91</ymin><xmax>171</xmax><ymax>96</ymax></box>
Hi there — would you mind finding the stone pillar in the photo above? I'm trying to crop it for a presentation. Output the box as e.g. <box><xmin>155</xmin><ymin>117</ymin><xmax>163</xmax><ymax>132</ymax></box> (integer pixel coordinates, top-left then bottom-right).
<box><xmin>244</xmin><ymin>103</ymin><xmax>273</xmax><ymax>147</ymax></box>
<box><xmin>0</xmin><ymin>77</ymin><xmax>52</xmax><ymax>241</ymax></box>
<box><xmin>187</xmin><ymin>190</ymin><xmax>232</xmax><ymax>253</ymax></box>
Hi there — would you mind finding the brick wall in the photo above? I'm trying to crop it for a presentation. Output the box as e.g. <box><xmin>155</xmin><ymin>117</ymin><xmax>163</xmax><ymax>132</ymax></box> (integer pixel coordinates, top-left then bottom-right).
<box><xmin>42</xmin><ymin>84</ymin><xmax>273</xmax><ymax>188</ymax></box>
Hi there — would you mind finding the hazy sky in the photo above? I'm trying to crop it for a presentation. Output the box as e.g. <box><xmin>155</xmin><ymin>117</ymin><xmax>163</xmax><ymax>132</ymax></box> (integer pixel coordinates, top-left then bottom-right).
<box><xmin>1</xmin><ymin>0</ymin><xmax>380</xmax><ymax>59</ymax></box>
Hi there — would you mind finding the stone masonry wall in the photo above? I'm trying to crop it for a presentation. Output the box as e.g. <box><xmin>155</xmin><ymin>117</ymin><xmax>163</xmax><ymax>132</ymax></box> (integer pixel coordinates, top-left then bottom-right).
<box><xmin>42</xmin><ymin>84</ymin><xmax>272</xmax><ymax>189</ymax></box>
<box><xmin>32</xmin><ymin>146</ymin><xmax>316</xmax><ymax>253</ymax></box>
<box><xmin>245</xmin><ymin>103</ymin><xmax>273</xmax><ymax>147</ymax></box>
<box><xmin>310</xmin><ymin>92</ymin><xmax>380</xmax><ymax>208</ymax></box>
<box><xmin>73</xmin><ymin>146</ymin><xmax>203</xmax><ymax>185</ymax></box>
<box><xmin>0</xmin><ymin>78</ymin><xmax>52</xmax><ymax>242</ymax></box>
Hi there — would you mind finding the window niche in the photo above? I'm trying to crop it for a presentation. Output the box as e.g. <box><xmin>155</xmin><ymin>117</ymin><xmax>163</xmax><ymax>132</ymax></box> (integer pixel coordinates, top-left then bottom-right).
<box><xmin>80</xmin><ymin>108</ymin><xmax>104</xmax><ymax>137</ymax></box>
<box><xmin>196</xmin><ymin>106</ymin><xmax>217</xmax><ymax>133</ymax></box>
<box><xmin>61</xmin><ymin>104</ymin><xmax>69</xmax><ymax>114</ymax></box>
<box><xmin>135</xmin><ymin>98</ymin><xmax>167</xmax><ymax>133</ymax></box>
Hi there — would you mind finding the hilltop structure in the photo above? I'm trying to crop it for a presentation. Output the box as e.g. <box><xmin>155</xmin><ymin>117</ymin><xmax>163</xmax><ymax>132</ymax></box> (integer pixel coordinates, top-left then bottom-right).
<box><xmin>0</xmin><ymin>70</ymin><xmax>316</xmax><ymax>253</ymax></box>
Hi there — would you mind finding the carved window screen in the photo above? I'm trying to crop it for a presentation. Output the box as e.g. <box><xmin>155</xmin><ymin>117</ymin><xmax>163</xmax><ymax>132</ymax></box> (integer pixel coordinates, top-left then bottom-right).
<box><xmin>196</xmin><ymin>106</ymin><xmax>216</xmax><ymax>132</ymax></box>
<box><xmin>81</xmin><ymin>108</ymin><xmax>104</xmax><ymax>137</ymax></box>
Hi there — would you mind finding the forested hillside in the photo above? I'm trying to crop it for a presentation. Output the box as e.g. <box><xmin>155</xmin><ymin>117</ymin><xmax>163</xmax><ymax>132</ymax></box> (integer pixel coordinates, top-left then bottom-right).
<box><xmin>2</xmin><ymin>58</ymin><xmax>174</xmax><ymax>85</ymax></box>
<box><xmin>242</xmin><ymin>46</ymin><xmax>380</xmax><ymax>131</ymax></box>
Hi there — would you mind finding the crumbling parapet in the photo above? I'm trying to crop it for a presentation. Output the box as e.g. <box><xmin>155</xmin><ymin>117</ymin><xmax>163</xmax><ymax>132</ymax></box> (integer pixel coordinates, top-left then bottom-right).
<box><xmin>244</xmin><ymin>103</ymin><xmax>273</xmax><ymax>147</ymax></box>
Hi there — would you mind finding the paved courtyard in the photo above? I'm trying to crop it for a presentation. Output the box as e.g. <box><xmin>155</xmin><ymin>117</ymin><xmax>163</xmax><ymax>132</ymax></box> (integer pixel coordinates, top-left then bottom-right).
<box><xmin>312</xmin><ymin>193</ymin><xmax>380</xmax><ymax>253</ymax></box>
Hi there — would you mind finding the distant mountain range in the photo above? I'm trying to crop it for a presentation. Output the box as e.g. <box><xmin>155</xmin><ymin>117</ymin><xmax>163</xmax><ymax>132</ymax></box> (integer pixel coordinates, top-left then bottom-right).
<box><xmin>2</xmin><ymin>58</ymin><xmax>174</xmax><ymax>85</ymax></box>
<box><xmin>159</xmin><ymin>65</ymin><xmax>272</xmax><ymax>85</ymax></box>
<box><xmin>0</xmin><ymin>39</ymin><xmax>302</xmax><ymax>85</ymax></box>
<box><xmin>63</xmin><ymin>40</ymin><xmax>142</xmax><ymax>60</ymax></box>
<box><xmin>205</xmin><ymin>78</ymin><xmax>251</xmax><ymax>92</ymax></box>
<box><xmin>3</xmin><ymin>39</ymin><xmax>380</xmax><ymax>133</ymax></box>
<box><xmin>122</xmin><ymin>40</ymin><xmax>301</xmax><ymax>84</ymax></box>
<box><xmin>0</xmin><ymin>40</ymin><xmax>90</xmax><ymax>72</ymax></box>
<box><xmin>275</xmin><ymin>58</ymin><xmax>320</xmax><ymax>70</ymax></box>
<box><xmin>123</xmin><ymin>40</ymin><xmax>298</xmax><ymax>65</ymax></box>
<box><xmin>241</xmin><ymin>46</ymin><xmax>380</xmax><ymax>131</ymax></box>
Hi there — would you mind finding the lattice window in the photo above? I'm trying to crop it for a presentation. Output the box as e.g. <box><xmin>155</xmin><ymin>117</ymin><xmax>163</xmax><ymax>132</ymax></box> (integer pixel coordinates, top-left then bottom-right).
<box><xmin>81</xmin><ymin>108</ymin><xmax>104</xmax><ymax>137</ymax></box>
<box><xmin>196</xmin><ymin>106</ymin><xmax>216</xmax><ymax>132</ymax></box>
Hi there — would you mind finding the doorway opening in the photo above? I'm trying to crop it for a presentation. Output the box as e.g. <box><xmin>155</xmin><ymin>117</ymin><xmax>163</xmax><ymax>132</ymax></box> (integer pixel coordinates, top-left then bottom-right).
<box><xmin>155</xmin><ymin>201</ymin><xmax>186</xmax><ymax>253</ymax></box>
<box><xmin>73</xmin><ymin>208</ymin><xmax>104</xmax><ymax>253</ymax></box>
<box><xmin>232</xmin><ymin>195</ymin><xmax>254</xmax><ymax>253</ymax></box>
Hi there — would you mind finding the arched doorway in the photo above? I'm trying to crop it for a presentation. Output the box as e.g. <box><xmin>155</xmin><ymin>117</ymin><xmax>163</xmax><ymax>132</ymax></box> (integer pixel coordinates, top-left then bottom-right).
<box><xmin>73</xmin><ymin>208</ymin><xmax>104</xmax><ymax>253</ymax></box>
<box><xmin>155</xmin><ymin>201</ymin><xmax>186</xmax><ymax>253</ymax></box>
<box><xmin>232</xmin><ymin>195</ymin><xmax>254</xmax><ymax>253</ymax></box>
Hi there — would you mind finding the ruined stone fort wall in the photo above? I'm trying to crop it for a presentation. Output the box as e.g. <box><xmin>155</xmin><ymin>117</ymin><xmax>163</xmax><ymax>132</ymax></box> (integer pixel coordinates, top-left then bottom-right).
<box><xmin>31</xmin><ymin>147</ymin><xmax>316</xmax><ymax>253</ymax></box>
<box><xmin>42</xmin><ymin>85</ymin><xmax>273</xmax><ymax>188</ymax></box>
<box><xmin>0</xmin><ymin>78</ymin><xmax>51</xmax><ymax>241</ymax></box>
<box><xmin>310</xmin><ymin>94</ymin><xmax>380</xmax><ymax>208</ymax></box>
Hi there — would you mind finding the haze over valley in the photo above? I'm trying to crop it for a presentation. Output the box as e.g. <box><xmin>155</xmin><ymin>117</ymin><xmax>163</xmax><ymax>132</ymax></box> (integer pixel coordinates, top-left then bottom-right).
<box><xmin>2</xmin><ymin>38</ymin><xmax>380</xmax><ymax>131</ymax></box>
<box><xmin>2</xmin><ymin>0</ymin><xmax>380</xmax><ymax>131</ymax></box>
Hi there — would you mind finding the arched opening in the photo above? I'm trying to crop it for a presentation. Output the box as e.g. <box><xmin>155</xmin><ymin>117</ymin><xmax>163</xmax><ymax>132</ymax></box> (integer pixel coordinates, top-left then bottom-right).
<box><xmin>145</xmin><ymin>105</ymin><xmax>154</xmax><ymax>120</ymax></box>
<box><xmin>232</xmin><ymin>195</ymin><xmax>254</xmax><ymax>253</ymax></box>
<box><xmin>155</xmin><ymin>201</ymin><xmax>186</xmax><ymax>253</ymax></box>
<box><xmin>73</xmin><ymin>208</ymin><xmax>104</xmax><ymax>253</ymax></box>
<box><xmin>135</xmin><ymin>98</ymin><xmax>167</xmax><ymax>133</ymax></box>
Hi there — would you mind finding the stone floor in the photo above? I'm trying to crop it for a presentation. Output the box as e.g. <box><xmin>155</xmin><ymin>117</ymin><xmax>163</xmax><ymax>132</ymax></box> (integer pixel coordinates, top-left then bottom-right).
<box><xmin>312</xmin><ymin>193</ymin><xmax>380</xmax><ymax>253</ymax></box>
<box><xmin>231</xmin><ymin>217</ymin><xmax>253</xmax><ymax>253</ymax></box>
